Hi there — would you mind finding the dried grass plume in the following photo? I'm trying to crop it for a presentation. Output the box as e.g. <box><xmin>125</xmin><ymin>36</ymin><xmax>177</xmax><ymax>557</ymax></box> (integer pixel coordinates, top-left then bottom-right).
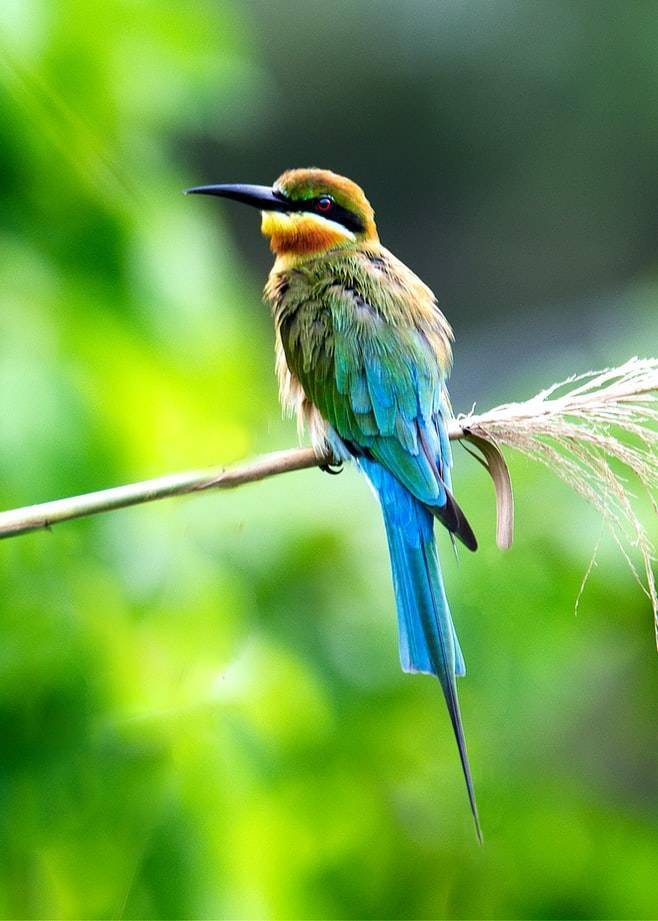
<box><xmin>461</xmin><ymin>357</ymin><xmax>658</xmax><ymax>643</ymax></box>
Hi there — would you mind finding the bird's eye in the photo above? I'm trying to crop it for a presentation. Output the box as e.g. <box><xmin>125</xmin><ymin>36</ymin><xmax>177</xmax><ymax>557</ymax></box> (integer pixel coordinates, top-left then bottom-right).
<box><xmin>316</xmin><ymin>196</ymin><xmax>333</xmax><ymax>212</ymax></box>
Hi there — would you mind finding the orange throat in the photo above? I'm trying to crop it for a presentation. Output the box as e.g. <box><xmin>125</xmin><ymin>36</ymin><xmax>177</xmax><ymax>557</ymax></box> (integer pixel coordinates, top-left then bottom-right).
<box><xmin>261</xmin><ymin>211</ymin><xmax>356</xmax><ymax>263</ymax></box>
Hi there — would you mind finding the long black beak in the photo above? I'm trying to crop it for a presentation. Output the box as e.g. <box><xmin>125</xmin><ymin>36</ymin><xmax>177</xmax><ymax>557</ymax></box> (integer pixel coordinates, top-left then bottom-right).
<box><xmin>185</xmin><ymin>183</ymin><xmax>289</xmax><ymax>211</ymax></box>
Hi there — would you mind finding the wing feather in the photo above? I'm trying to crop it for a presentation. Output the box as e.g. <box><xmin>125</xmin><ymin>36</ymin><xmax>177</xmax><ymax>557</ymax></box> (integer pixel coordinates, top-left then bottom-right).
<box><xmin>277</xmin><ymin>268</ymin><xmax>476</xmax><ymax>549</ymax></box>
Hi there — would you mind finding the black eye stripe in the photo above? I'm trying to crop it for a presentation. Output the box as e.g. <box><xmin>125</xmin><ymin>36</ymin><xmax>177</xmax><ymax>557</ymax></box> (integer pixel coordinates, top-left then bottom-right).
<box><xmin>277</xmin><ymin>193</ymin><xmax>365</xmax><ymax>234</ymax></box>
<box><xmin>307</xmin><ymin>199</ymin><xmax>364</xmax><ymax>233</ymax></box>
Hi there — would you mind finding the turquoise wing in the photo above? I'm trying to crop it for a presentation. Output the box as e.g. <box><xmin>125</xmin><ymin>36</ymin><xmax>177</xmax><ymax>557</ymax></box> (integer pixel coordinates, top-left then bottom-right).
<box><xmin>283</xmin><ymin>288</ymin><xmax>476</xmax><ymax>550</ymax></box>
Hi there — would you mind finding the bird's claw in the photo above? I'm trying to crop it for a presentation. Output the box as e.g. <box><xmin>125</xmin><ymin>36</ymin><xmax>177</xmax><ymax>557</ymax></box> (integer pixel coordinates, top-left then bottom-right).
<box><xmin>319</xmin><ymin>460</ymin><xmax>343</xmax><ymax>476</ymax></box>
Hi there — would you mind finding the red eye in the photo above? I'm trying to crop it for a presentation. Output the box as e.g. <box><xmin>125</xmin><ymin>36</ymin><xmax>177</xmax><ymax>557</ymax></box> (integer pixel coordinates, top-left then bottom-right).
<box><xmin>316</xmin><ymin>196</ymin><xmax>333</xmax><ymax>212</ymax></box>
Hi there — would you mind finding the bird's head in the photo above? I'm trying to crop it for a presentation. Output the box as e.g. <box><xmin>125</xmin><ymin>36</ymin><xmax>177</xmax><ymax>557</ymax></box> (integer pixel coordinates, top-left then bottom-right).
<box><xmin>187</xmin><ymin>168</ymin><xmax>378</xmax><ymax>264</ymax></box>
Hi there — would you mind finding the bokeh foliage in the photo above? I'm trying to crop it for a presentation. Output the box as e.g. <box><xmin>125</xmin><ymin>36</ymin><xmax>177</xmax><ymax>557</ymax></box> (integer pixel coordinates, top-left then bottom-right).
<box><xmin>0</xmin><ymin>2</ymin><xmax>656</xmax><ymax>918</ymax></box>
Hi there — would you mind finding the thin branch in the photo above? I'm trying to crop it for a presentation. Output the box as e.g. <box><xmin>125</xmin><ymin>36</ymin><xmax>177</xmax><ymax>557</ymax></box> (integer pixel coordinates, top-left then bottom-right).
<box><xmin>0</xmin><ymin>423</ymin><xmax>512</xmax><ymax>544</ymax></box>
<box><xmin>0</xmin><ymin>356</ymin><xmax>656</xmax><ymax>639</ymax></box>
<box><xmin>0</xmin><ymin>447</ymin><xmax>325</xmax><ymax>539</ymax></box>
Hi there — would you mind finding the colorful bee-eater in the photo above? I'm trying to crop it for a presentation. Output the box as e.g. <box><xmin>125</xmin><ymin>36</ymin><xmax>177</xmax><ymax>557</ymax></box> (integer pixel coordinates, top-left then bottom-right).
<box><xmin>188</xmin><ymin>168</ymin><xmax>481</xmax><ymax>839</ymax></box>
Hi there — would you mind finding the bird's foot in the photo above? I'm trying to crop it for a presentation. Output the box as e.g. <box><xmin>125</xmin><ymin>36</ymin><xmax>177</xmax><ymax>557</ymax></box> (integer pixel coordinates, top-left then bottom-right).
<box><xmin>319</xmin><ymin>459</ymin><xmax>343</xmax><ymax>476</ymax></box>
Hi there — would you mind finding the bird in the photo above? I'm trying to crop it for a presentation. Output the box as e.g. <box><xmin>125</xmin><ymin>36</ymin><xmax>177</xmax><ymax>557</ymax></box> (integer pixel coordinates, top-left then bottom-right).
<box><xmin>187</xmin><ymin>168</ymin><xmax>481</xmax><ymax>840</ymax></box>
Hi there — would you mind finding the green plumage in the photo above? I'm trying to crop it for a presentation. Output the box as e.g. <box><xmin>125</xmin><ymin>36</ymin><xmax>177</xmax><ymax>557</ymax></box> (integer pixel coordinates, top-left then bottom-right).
<box><xmin>267</xmin><ymin>246</ymin><xmax>460</xmax><ymax>511</ymax></box>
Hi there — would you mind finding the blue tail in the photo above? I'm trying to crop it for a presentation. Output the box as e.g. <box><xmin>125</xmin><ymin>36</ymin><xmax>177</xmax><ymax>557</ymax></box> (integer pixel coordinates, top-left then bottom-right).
<box><xmin>360</xmin><ymin>458</ymin><xmax>482</xmax><ymax>841</ymax></box>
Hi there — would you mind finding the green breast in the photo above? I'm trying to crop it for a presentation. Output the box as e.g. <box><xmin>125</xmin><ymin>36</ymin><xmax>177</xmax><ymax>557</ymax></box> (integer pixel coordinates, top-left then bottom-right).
<box><xmin>276</xmin><ymin>283</ymin><xmax>338</xmax><ymax>419</ymax></box>
<box><xmin>265</xmin><ymin>247</ymin><xmax>450</xmax><ymax>458</ymax></box>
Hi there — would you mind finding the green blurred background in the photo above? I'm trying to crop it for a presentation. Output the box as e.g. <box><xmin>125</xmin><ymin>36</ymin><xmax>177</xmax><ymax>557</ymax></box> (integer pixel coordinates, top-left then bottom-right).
<box><xmin>0</xmin><ymin>1</ymin><xmax>656</xmax><ymax>918</ymax></box>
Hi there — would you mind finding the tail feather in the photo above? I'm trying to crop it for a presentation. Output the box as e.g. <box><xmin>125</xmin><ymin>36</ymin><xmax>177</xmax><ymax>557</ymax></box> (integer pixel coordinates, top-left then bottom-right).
<box><xmin>432</xmin><ymin>486</ymin><xmax>478</xmax><ymax>552</ymax></box>
<box><xmin>441</xmin><ymin>658</ymin><xmax>483</xmax><ymax>843</ymax></box>
<box><xmin>361</xmin><ymin>458</ymin><xmax>481</xmax><ymax>840</ymax></box>
<box><xmin>420</xmin><ymin>543</ymin><xmax>482</xmax><ymax>843</ymax></box>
